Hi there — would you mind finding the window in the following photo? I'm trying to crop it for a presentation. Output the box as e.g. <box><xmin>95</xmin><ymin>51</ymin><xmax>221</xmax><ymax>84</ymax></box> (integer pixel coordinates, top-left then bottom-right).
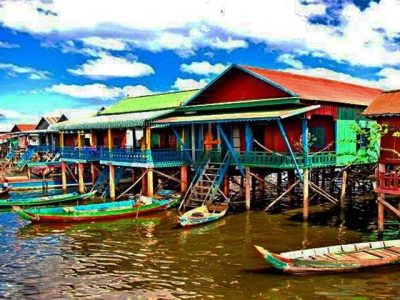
<box><xmin>357</xmin><ymin>128</ymin><xmax>370</xmax><ymax>151</ymax></box>
<box><xmin>310</xmin><ymin>127</ymin><xmax>325</xmax><ymax>149</ymax></box>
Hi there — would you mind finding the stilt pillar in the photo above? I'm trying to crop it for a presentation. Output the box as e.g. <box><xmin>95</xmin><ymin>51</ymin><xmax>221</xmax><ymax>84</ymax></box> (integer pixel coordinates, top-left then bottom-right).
<box><xmin>223</xmin><ymin>171</ymin><xmax>230</xmax><ymax>197</ymax></box>
<box><xmin>109</xmin><ymin>164</ymin><xmax>116</xmax><ymax>200</ymax></box>
<box><xmin>288</xmin><ymin>170</ymin><xmax>295</xmax><ymax>206</ymax></box>
<box><xmin>181</xmin><ymin>165</ymin><xmax>188</xmax><ymax>194</ymax></box>
<box><xmin>147</xmin><ymin>168</ymin><xmax>154</xmax><ymax>197</ymax></box>
<box><xmin>303</xmin><ymin>169</ymin><xmax>309</xmax><ymax>220</ymax></box>
<box><xmin>78</xmin><ymin>163</ymin><xmax>85</xmax><ymax>194</ymax></box>
<box><xmin>378</xmin><ymin>194</ymin><xmax>385</xmax><ymax>233</ymax></box>
<box><xmin>245</xmin><ymin>167</ymin><xmax>251</xmax><ymax>211</ymax></box>
<box><xmin>340</xmin><ymin>170</ymin><xmax>348</xmax><ymax>209</ymax></box>
<box><xmin>61</xmin><ymin>162</ymin><xmax>67</xmax><ymax>192</ymax></box>
<box><xmin>258</xmin><ymin>173</ymin><xmax>265</xmax><ymax>201</ymax></box>
<box><xmin>90</xmin><ymin>163</ymin><xmax>97</xmax><ymax>186</ymax></box>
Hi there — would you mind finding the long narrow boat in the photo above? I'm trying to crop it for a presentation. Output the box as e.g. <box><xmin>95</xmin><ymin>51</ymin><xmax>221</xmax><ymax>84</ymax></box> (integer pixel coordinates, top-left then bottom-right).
<box><xmin>14</xmin><ymin>198</ymin><xmax>173</xmax><ymax>223</ymax></box>
<box><xmin>0</xmin><ymin>188</ymin><xmax>10</xmax><ymax>197</ymax></box>
<box><xmin>254</xmin><ymin>240</ymin><xmax>400</xmax><ymax>274</ymax></box>
<box><xmin>0</xmin><ymin>191</ymin><xmax>96</xmax><ymax>208</ymax></box>
<box><xmin>179</xmin><ymin>203</ymin><xmax>228</xmax><ymax>227</ymax></box>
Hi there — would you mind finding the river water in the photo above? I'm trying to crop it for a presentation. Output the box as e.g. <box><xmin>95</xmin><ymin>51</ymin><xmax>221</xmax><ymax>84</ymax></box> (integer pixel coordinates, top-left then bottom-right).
<box><xmin>0</xmin><ymin>191</ymin><xmax>399</xmax><ymax>299</ymax></box>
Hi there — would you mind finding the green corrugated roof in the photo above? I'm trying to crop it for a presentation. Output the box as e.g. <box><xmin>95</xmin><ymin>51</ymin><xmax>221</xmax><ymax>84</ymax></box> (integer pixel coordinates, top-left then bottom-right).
<box><xmin>99</xmin><ymin>90</ymin><xmax>198</xmax><ymax>115</ymax></box>
<box><xmin>53</xmin><ymin>110</ymin><xmax>174</xmax><ymax>130</ymax></box>
<box><xmin>153</xmin><ymin>106</ymin><xmax>320</xmax><ymax>125</ymax></box>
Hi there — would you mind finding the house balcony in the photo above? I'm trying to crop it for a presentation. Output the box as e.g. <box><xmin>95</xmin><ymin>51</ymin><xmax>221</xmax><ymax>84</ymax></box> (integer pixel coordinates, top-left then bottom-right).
<box><xmin>376</xmin><ymin>171</ymin><xmax>400</xmax><ymax>195</ymax></box>
<box><xmin>60</xmin><ymin>146</ymin><xmax>100</xmax><ymax>163</ymax></box>
<box><xmin>100</xmin><ymin>147</ymin><xmax>188</xmax><ymax>168</ymax></box>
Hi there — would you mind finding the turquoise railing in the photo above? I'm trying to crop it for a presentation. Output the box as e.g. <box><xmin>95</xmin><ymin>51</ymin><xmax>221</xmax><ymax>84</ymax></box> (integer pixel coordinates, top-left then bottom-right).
<box><xmin>61</xmin><ymin>146</ymin><xmax>100</xmax><ymax>161</ymax></box>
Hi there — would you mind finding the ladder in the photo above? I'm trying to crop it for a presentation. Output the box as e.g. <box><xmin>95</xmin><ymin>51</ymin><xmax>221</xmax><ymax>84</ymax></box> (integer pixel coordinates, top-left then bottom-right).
<box><xmin>180</xmin><ymin>152</ymin><xmax>230</xmax><ymax>211</ymax></box>
<box><xmin>14</xmin><ymin>148</ymin><xmax>35</xmax><ymax>172</ymax></box>
<box><xmin>91</xmin><ymin>167</ymin><xmax>109</xmax><ymax>194</ymax></box>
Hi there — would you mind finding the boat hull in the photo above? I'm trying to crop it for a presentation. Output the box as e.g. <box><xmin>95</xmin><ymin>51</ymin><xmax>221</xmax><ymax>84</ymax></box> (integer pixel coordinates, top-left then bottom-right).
<box><xmin>179</xmin><ymin>204</ymin><xmax>228</xmax><ymax>227</ymax></box>
<box><xmin>254</xmin><ymin>240</ymin><xmax>400</xmax><ymax>274</ymax></box>
<box><xmin>1</xmin><ymin>191</ymin><xmax>96</xmax><ymax>207</ymax></box>
<box><xmin>16</xmin><ymin>199</ymin><xmax>171</xmax><ymax>223</ymax></box>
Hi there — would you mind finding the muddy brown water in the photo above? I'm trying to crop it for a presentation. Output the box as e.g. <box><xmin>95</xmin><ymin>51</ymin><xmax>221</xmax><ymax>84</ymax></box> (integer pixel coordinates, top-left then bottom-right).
<box><xmin>0</xmin><ymin>191</ymin><xmax>399</xmax><ymax>299</ymax></box>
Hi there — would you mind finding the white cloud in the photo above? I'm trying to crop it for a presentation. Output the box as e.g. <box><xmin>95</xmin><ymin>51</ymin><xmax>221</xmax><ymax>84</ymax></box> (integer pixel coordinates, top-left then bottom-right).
<box><xmin>0</xmin><ymin>41</ymin><xmax>19</xmax><ymax>49</ymax></box>
<box><xmin>46</xmin><ymin>83</ymin><xmax>154</xmax><ymax>99</ymax></box>
<box><xmin>277</xmin><ymin>54</ymin><xmax>304</xmax><ymax>69</ymax></box>
<box><xmin>180</xmin><ymin>61</ymin><xmax>227</xmax><ymax>76</ymax></box>
<box><xmin>173</xmin><ymin>78</ymin><xmax>208</xmax><ymax>90</ymax></box>
<box><xmin>2</xmin><ymin>0</ymin><xmax>400</xmax><ymax>67</ymax></box>
<box><xmin>68</xmin><ymin>54</ymin><xmax>154</xmax><ymax>79</ymax></box>
<box><xmin>81</xmin><ymin>37</ymin><xmax>127</xmax><ymax>51</ymax></box>
<box><xmin>0</xmin><ymin>62</ymin><xmax>50</xmax><ymax>80</ymax></box>
<box><xmin>46</xmin><ymin>108</ymin><xmax>98</xmax><ymax>121</ymax></box>
<box><xmin>209</xmin><ymin>37</ymin><xmax>248</xmax><ymax>50</ymax></box>
<box><xmin>0</xmin><ymin>109</ymin><xmax>26</xmax><ymax>119</ymax></box>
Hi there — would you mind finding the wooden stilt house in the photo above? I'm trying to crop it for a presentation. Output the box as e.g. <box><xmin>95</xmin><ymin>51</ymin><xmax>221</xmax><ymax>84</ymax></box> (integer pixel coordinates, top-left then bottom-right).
<box><xmin>364</xmin><ymin>90</ymin><xmax>400</xmax><ymax>231</ymax></box>
<box><xmin>154</xmin><ymin>65</ymin><xmax>382</xmax><ymax>215</ymax></box>
<box><xmin>53</xmin><ymin>90</ymin><xmax>198</xmax><ymax>198</ymax></box>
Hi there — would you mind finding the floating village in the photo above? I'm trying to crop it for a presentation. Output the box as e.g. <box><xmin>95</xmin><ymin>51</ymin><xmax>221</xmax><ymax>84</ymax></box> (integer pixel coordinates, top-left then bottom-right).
<box><xmin>1</xmin><ymin>64</ymin><xmax>400</xmax><ymax>297</ymax></box>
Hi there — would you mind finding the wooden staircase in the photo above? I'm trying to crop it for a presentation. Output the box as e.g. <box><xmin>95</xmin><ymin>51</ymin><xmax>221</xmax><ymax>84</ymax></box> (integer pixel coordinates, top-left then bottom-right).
<box><xmin>14</xmin><ymin>148</ymin><xmax>36</xmax><ymax>172</ymax></box>
<box><xmin>91</xmin><ymin>167</ymin><xmax>109</xmax><ymax>194</ymax></box>
<box><xmin>180</xmin><ymin>153</ymin><xmax>230</xmax><ymax>211</ymax></box>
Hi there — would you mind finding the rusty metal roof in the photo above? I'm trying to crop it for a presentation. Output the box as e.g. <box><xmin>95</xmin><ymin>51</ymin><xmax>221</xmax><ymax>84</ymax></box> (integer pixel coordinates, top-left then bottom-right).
<box><xmin>153</xmin><ymin>105</ymin><xmax>319</xmax><ymax>126</ymax></box>
<box><xmin>11</xmin><ymin>124</ymin><xmax>36</xmax><ymax>132</ymax></box>
<box><xmin>241</xmin><ymin>65</ymin><xmax>382</xmax><ymax>106</ymax></box>
<box><xmin>364</xmin><ymin>90</ymin><xmax>400</xmax><ymax>116</ymax></box>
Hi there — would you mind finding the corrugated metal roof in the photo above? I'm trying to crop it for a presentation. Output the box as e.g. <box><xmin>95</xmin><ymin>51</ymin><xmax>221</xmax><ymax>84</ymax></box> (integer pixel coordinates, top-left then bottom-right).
<box><xmin>99</xmin><ymin>90</ymin><xmax>198</xmax><ymax>115</ymax></box>
<box><xmin>11</xmin><ymin>124</ymin><xmax>36</xmax><ymax>132</ymax></box>
<box><xmin>53</xmin><ymin>109</ymin><xmax>174</xmax><ymax>130</ymax></box>
<box><xmin>240</xmin><ymin>65</ymin><xmax>382</xmax><ymax>106</ymax></box>
<box><xmin>154</xmin><ymin>106</ymin><xmax>319</xmax><ymax>125</ymax></box>
<box><xmin>364</xmin><ymin>90</ymin><xmax>400</xmax><ymax>116</ymax></box>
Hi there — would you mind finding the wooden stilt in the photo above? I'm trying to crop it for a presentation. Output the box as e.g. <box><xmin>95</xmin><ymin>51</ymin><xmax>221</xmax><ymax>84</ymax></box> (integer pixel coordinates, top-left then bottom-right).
<box><xmin>223</xmin><ymin>171</ymin><xmax>230</xmax><ymax>197</ymax></box>
<box><xmin>78</xmin><ymin>163</ymin><xmax>85</xmax><ymax>194</ymax></box>
<box><xmin>239</xmin><ymin>176</ymin><xmax>244</xmax><ymax>197</ymax></box>
<box><xmin>61</xmin><ymin>162</ymin><xmax>67</xmax><ymax>192</ymax></box>
<box><xmin>277</xmin><ymin>172</ymin><xmax>282</xmax><ymax>194</ymax></box>
<box><xmin>180</xmin><ymin>165</ymin><xmax>188</xmax><ymax>193</ymax></box>
<box><xmin>287</xmin><ymin>170</ymin><xmax>295</xmax><ymax>207</ymax></box>
<box><xmin>303</xmin><ymin>169</ymin><xmax>309</xmax><ymax>220</ymax></box>
<box><xmin>378</xmin><ymin>194</ymin><xmax>385</xmax><ymax>233</ymax></box>
<box><xmin>27</xmin><ymin>167</ymin><xmax>31</xmax><ymax>180</ymax></box>
<box><xmin>258</xmin><ymin>173</ymin><xmax>265</xmax><ymax>201</ymax></box>
<box><xmin>147</xmin><ymin>168</ymin><xmax>154</xmax><ymax>197</ymax></box>
<box><xmin>142</xmin><ymin>169</ymin><xmax>148</xmax><ymax>194</ymax></box>
<box><xmin>109</xmin><ymin>164</ymin><xmax>115</xmax><ymax>200</ymax></box>
<box><xmin>340</xmin><ymin>170</ymin><xmax>348</xmax><ymax>209</ymax></box>
<box><xmin>245</xmin><ymin>167</ymin><xmax>251</xmax><ymax>211</ymax></box>
<box><xmin>90</xmin><ymin>163</ymin><xmax>96</xmax><ymax>186</ymax></box>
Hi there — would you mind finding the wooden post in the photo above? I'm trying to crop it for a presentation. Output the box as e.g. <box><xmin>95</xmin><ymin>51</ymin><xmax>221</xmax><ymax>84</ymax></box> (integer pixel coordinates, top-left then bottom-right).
<box><xmin>78</xmin><ymin>163</ymin><xmax>85</xmax><ymax>194</ymax></box>
<box><xmin>378</xmin><ymin>194</ymin><xmax>385</xmax><ymax>233</ymax></box>
<box><xmin>223</xmin><ymin>172</ymin><xmax>230</xmax><ymax>197</ymax></box>
<box><xmin>287</xmin><ymin>170</ymin><xmax>295</xmax><ymax>206</ymax></box>
<box><xmin>277</xmin><ymin>172</ymin><xmax>282</xmax><ymax>194</ymax></box>
<box><xmin>258</xmin><ymin>173</ymin><xmax>265</xmax><ymax>201</ymax></box>
<box><xmin>245</xmin><ymin>167</ymin><xmax>251</xmax><ymax>211</ymax></box>
<box><xmin>142</xmin><ymin>169</ymin><xmax>148</xmax><ymax>195</ymax></box>
<box><xmin>147</xmin><ymin>168</ymin><xmax>154</xmax><ymax>197</ymax></box>
<box><xmin>340</xmin><ymin>170</ymin><xmax>348</xmax><ymax>209</ymax></box>
<box><xmin>109</xmin><ymin>164</ymin><xmax>115</xmax><ymax>200</ymax></box>
<box><xmin>107</xmin><ymin>128</ymin><xmax>113</xmax><ymax>149</ymax></box>
<box><xmin>60</xmin><ymin>132</ymin><xmax>64</xmax><ymax>148</ymax></box>
<box><xmin>90</xmin><ymin>162</ymin><xmax>97</xmax><ymax>186</ymax></box>
<box><xmin>27</xmin><ymin>167</ymin><xmax>31</xmax><ymax>179</ymax></box>
<box><xmin>77</xmin><ymin>132</ymin><xmax>82</xmax><ymax>148</ymax></box>
<box><xmin>61</xmin><ymin>162</ymin><xmax>67</xmax><ymax>192</ymax></box>
<box><xmin>303</xmin><ymin>169</ymin><xmax>309</xmax><ymax>220</ymax></box>
<box><xmin>181</xmin><ymin>165</ymin><xmax>188</xmax><ymax>193</ymax></box>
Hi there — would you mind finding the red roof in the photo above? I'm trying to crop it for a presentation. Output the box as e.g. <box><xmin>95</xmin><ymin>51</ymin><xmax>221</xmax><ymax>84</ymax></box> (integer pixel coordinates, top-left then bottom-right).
<box><xmin>364</xmin><ymin>90</ymin><xmax>400</xmax><ymax>116</ymax></box>
<box><xmin>241</xmin><ymin>66</ymin><xmax>382</xmax><ymax>106</ymax></box>
<box><xmin>11</xmin><ymin>124</ymin><xmax>36</xmax><ymax>132</ymax></box>
<box><xmin>0</xmin><ymin>134</ymin><xmax>11</xmax><ymax>140</ymax></box>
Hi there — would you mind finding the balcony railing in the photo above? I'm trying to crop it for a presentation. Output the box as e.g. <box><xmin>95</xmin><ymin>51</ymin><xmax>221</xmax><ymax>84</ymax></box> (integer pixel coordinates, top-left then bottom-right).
<box><xmin>376</xmin><ymin>171</ymin><xmax>400</xmax><ymax>195</ymax></box>
<box><xmin>61</xmin><ymin>146</ymin><xmax>100</xmax><ymax>161</ymax></box>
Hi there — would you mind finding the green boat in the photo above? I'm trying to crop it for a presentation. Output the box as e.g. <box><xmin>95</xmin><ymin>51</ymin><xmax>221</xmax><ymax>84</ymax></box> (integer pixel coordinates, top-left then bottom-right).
<box><xmin>0</xmin><ymin>190</ymin><xmax>96</xmax><ymax>208</ymax></box>
<box><xmin>15</xmin><ymin>198</ymin><xmax>173</xmax><ymax>223</ymax></box>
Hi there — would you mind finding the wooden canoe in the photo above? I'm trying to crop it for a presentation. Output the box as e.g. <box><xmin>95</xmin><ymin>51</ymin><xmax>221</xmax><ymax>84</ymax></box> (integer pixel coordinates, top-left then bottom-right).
<box><xmin>0</xmin><ymin>187</ymin><xmax>10</xmax><ymax>196</ymax></box>
<box><xmin>14</xmin><ymin>198</ymin><xmax>173</xmax><ymax>223</ymax></box>
<box><xmin>254</xmin><ymin>240</ymin><xmax>400</xmax><ymax>274</ymax></box>
<box><xmin>0</xmin><ymin>190</ymin><xmax>96</xmax><ymax>208</ymax></box>
<box><xmin>178</xmin><ymin>203</ymin><xmax>228</xmax><ymax>227</ymax></box>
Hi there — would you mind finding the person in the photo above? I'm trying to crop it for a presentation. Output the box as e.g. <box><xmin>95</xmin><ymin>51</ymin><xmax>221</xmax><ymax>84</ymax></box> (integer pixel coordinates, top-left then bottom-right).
<box><xmin>1</xmin><ymin>178</ymin><xmax>9</xmax><ymax>191</ymax></box>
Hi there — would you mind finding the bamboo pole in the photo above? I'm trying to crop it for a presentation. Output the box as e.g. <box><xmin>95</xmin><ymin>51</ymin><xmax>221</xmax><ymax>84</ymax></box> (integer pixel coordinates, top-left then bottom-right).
<box><xmin>245</xmin><ymin>167</ymin><xmax>251</xmax><ymax>211</ymax></box>
<box><xmin>340</xmin><ymin>170</ymin><xmax>348</xmax><ymax>209</ymax></box>
<box><xmin>61</xmin><ymin>162</ymin><xmax>67</xmax><ymax>192</ymax></box>
<box><xmin>109</xmin><ymin>164</ymin><xmax>116</xmax><ymax>200</ymax></box>
<box><xmin>378</xmin><ymin>194</ymin><xmax>385</xmax><ymax>233</ymax></box>
<box><xmin>78</xmin><ymin>162</ymin><xmax>85</xmax><ymax>194</ymax></box>
<box><xmin>147</xmin><ymin>168</ymin><xmax>154</xmax><ymax>197</ymax></box>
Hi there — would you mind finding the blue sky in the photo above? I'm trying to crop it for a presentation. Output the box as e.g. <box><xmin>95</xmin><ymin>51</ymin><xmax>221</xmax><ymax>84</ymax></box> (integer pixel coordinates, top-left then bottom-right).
<box><xmin>1</xmin><ymin>0</ymin><xmax>400</xmax><ymax>131</ymax></box>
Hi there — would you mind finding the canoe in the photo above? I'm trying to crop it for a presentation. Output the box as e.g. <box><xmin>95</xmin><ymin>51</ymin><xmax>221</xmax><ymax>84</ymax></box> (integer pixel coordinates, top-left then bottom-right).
<box><xmin>0</xmin><ymin>187</ymin><xmax>10</xmax><ymax>196</ymax></box>
<box><xmin>0</xmin><ymin>190</ymin><xmax>96</xmax><ymax>208</ymax></box>
<box><xmin>178</xmin><ymin>203</ymin><xmax>228</xmax><ymax>227</ymax></box>
<box><xmin>254</xmin><ymin>239</ymin><xmax>400</xmax><ymax>274</ymax></box>
<box><xmin>14</xmin><ymin>198</ymin><xmax>173</xmax><ymax>223</ymax></box>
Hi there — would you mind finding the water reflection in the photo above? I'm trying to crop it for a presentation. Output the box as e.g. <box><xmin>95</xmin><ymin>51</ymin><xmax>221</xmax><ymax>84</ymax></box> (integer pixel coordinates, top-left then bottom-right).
<box><xmin>0</xmin><ymin>204</ymin><xmax>399</xmax><ymax>298</ymax></box>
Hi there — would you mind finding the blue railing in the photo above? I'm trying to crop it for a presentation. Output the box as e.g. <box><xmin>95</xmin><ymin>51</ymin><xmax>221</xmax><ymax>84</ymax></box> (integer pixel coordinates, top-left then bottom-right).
<box><xmin>61</xmin><ymin>146</ymin><xmax>100</xmax><ymax>161</ymax></box>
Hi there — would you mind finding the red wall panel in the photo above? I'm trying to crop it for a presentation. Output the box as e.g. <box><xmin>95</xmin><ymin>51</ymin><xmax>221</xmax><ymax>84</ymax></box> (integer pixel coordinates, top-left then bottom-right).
<box><xmin>192</xmin><ymin>69</ymin><xmax>290</xmax><ymax>104</ymax></box>
<box><xmin>378</xmin><ymin>117</ymin><xmax>400</xmax><ymax>164</ymax></box>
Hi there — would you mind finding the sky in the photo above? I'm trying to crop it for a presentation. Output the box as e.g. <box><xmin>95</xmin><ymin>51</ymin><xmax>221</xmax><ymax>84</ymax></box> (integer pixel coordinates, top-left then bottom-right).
<box><xmin>1</xmin><ymin>0</ymin><xmax>400</xmax><ymax>131</ymax></box>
